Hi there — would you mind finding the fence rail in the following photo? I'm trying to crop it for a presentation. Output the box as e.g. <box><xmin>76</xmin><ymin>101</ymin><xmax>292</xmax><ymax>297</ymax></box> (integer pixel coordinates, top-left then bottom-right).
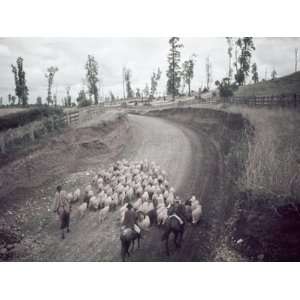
<box><xmin>202</xmin><ymin>93</ymin><xmax>300</xmax><ymax>107</ymax></box>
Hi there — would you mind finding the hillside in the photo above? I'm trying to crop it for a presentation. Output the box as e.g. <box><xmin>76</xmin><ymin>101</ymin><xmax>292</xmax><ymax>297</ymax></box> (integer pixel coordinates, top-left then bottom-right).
<box><xmin>234</xmin><ymin>71</ymin><xmax>300</xmax><ymax>97</ymax></box>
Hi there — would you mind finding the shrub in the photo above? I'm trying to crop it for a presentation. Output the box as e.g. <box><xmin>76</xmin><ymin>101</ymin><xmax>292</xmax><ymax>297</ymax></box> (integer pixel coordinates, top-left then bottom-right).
<box><xmin>0</xmin><ymin>106</ymin><xmax>64</xmax><ymax>132</ymax></box>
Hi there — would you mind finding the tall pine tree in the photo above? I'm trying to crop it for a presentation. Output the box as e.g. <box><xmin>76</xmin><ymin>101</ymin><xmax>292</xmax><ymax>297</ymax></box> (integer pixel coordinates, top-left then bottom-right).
<box><xmin>234</xmin><ymin>37</ymin><xmax>255</xmax><ymax>86</ymax></box>
<box><xmin>182</xmin><ymin>54</ymin><xmax>196</xmax><ymax>96</ymax></box>
<box><xmin>166</xmin><ymin>37</ymin><xmax>183</xmax><ymax>100</ymax></box>
<box><xmin>11</xmin><ymin>57</ymin><xmax>29</xmax><ymax>106</ymax></box>
<box><xmin>85</xmin><ymin>55</ymin><xmax>99</xmax><ymax>104</ymax></box>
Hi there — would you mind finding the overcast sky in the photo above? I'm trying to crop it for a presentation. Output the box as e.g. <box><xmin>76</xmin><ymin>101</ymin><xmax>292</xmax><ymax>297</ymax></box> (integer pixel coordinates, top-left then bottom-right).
<box><xmin>0</xmin><ymin>37</ymin><xmax>299</xmax><ymax>104</ymax></box>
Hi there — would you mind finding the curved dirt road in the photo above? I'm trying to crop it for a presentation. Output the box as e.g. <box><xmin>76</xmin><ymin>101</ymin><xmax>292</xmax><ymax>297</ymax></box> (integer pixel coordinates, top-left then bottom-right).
<box><xmin>20</xmin><ymin>113</ymin><xmax>223</xmax><ymax>261</ymax></box>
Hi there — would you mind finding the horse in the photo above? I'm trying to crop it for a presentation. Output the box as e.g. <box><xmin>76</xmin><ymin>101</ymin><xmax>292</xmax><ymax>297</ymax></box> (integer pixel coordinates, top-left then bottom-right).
<box><xmin>161</xmin><ymin>203</ymin><xmax>186</xmax><ymax>256</ymax></box>
<box><xmin>120</xmin><ymin>227</ymin><xmax>141</xmax><ymax>261</ymax></box>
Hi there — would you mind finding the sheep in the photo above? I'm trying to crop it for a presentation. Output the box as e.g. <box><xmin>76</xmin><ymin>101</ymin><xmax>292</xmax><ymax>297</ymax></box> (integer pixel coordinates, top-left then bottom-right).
<box><xmin>119</xmin><ymin>191</ymin><xmax>126</xmax><ymax>206</ymax></box>
<box><xmin>192</xmin><ymin>203</ymin><xmax>203</xmax><ymax>224</ymax></box>
<box><xmin>166</xmin><ymin>192</ymin><xmax>175</xmax><ymax>206</ymax></box>
<box><xmin>126</xmin><ymin>186</ymin><xmax>134</xmax><ymax>202</ymax></box>
<box><xmin>133</xmin><ymin>198</ymin><xmax>142</xmax><ymax>210</ymax></box>
<box><xmin>191</xmin><ymin>196</ymin><xmax>200</xmax><ymax>211</ymax></box>
<box><xmin>89</xmin><ymin>196</ymin><xmax>100</xmax><ymax>211</ymax></box>
<box><xmin>119</xmin><ymin>203</ymin><xmax>128</xmax><ymax>222</ymax></box>
<box><xmin>157</xmin><ymin>194</ymin><xmax>164</xmax><ymax>205</ymax></box>
<box><xmin>88</xmin><ymin>190</ymin><xmax>94</xmax><ymax>198</ymax></box>
<box><xmin>141</xmin><ymin>191</ymin><xmax>149</xmax><ymax>203</ymax></box>
<box><xmin>157</xmin><ymin>206</ymin><xmax>168</xmax><ymax>225</ymax></box>
<box><xmin>139</xmin><ymin>201</ymin><xmax>152</xmax><ymax>214</ymax></box>
<box><xmin>78</xmin><ymin>202</ymin><xmax>88</xmax><ymax>218</ymax></box>
<box><xmin>73</xmin><ymin>188</ymin><xmax>81</xmax><ymax>203</ymax></box>
<box><xmin>110</xmin><ymin>193</ymin><xmax>118</xmax><ymax>211</ymax></box>
<box><xmin>138</xmin><ymin>214</ymin><xmax>151</xmax><ymax>231</ymax></box>
<box><xmin>67</xmin><ymin>192</ymin><xmax>74</xmax><ymax>203</ymax></box>
<box><xmin>98</xmin><ymin>206</ymin><xmax>110</xmax><ymax>224</ymax></box>
<box><xmin>104</xmin><ymin>196</ymin><xmax>112</xmax><ymax>208</ymax></box>
<box><xmin>85</xmin><ymin>185</ymin><xmax>92</xmax><ymax>193</ymax></box>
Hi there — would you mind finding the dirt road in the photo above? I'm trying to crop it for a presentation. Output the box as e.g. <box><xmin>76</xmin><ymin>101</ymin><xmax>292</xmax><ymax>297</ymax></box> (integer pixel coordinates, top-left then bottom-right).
<box><xmin>8</xmin><ymin>112</ymin><xmax>224</xmax><ymax>261</ymax></box>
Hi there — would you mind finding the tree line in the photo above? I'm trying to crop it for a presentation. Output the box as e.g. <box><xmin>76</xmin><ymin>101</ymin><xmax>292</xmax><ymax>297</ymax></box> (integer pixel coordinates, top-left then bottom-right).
<box><xmin>2</xmin><ymin>37</ymin><xmax>298</xmax><ymax>107</ymax></box>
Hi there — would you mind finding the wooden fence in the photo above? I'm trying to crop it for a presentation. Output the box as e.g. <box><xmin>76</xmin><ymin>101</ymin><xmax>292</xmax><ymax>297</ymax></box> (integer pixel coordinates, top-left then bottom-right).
<box><xmin>202</xmin><ymin>93</ymin><xmax>300</xmax><ymax>107</ymax></box>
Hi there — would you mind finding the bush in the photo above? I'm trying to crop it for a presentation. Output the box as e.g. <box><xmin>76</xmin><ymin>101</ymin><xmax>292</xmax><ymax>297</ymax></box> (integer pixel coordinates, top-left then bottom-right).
<box><xmin>78</xmin><ymin>99</ymin><xmax>93</xmax><ymax>108</ymax></box>
<box><xmin>0</xmin><ymin>106</ymin><xmax>64</xmax><ymax>132</ymax></box>
<box><xmin>215</xmin><ymin>78</ymin><xmax>238</xmax><ymax>98</ymax></box>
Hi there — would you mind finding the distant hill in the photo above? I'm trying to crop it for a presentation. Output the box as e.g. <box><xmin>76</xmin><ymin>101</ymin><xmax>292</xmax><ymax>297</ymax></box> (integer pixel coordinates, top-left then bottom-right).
<box><xmin>234</xmin><ymin>71</ymin><xmax>300</xmax><ymax>97</ymax></box>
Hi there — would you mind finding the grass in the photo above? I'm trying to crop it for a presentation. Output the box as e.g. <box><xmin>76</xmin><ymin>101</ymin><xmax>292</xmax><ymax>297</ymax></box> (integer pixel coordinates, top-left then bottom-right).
<box><xmin>225</xmin><ymin>106</ymin><xmax>300</xmax><ymax>196</ymax></box>
<box><xmin>0</xmin><ymin>106</ymin><xmax>64</xmax><ymax>132</ymax></box>
<box><xmin>234</xmin><ymin>71</ymin><xmax>300</xmax><ymax>97</ymax></box>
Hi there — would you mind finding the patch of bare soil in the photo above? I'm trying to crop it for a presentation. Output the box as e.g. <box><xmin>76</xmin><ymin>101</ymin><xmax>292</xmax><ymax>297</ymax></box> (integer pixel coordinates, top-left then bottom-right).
<box><xmin>0</xmin><ymin>111</ymin><xmax>130</xmax><ymax>261</ymax></box>
<box><xmin>229</xmin><ymin>193</ymin><xmax>300</xmax><ymax>261</ymax></box>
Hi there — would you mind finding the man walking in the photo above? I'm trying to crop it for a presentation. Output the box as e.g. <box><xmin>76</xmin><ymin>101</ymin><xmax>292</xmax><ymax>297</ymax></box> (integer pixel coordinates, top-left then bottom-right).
<box><xmin>53</xmin><ymin>185</ymin><xmax>71</xmax><ymax>239</ymax></box>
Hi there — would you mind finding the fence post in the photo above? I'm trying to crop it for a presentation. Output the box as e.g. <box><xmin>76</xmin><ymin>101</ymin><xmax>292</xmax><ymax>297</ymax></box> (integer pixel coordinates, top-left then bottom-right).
<box><xmin>0</xmin><ymin>135</ymin><xmax>5</xmax><ymax>154</ymax></box>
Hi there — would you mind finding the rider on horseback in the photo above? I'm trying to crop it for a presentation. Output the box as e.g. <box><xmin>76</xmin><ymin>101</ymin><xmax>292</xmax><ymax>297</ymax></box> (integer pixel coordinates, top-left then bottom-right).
<box><xmin>167</xmin><ymin>197</ymin><xmax>185</xmax><ymax>227</ymax></box>
<box><xmin>121</xmin><ymin>203</ymin><xmax>141</xmax><ymax>235</ymax></box>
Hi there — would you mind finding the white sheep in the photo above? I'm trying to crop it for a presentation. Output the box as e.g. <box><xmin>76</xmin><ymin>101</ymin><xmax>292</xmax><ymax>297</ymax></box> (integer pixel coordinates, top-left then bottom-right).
<box><xmin>157</xmin><ymin>206</ymin><xmax>168</xmax><ymax>225</ymax></box>
<box><xmin>67</xmin><ymin>192</ymin><xmax>74</xmax><ymax>203</ymax></box>
<box><xmin>89</xmin><ymin>196</ymin><xmax>100</xmax><ymax>211</ymax></box>
<box><xmin>138</xmin><ymin>215</ymin><xmax>151</xmax><ymax>231</ymax></box>
<box><xmin>99</xmin><ymin>206</ymin><xmax>110</xmax><ymax>224</ymax></box>
<box><xmin>104</xmin><ymin>196</ymin><xmax>112</xmax><ymax>208</ymax></box>
<box><xmin>133</xmin><ymin>198</ymin><xmax>142</xmax><ymax>210</ymax></box>
<box><xmin>85</xmin><ymin>185</ymin><xmax>92</xmax><ymax>193</ymax></box>
<box><xmin>78</xmin><ymin>202</ymin><xmax>88</xmax><ymax>218</ymax></box>
<box><xmin>192</xmin><ymin>203</ymin><xmax>203</xmax><ymax>224</ymax></box>
<box><xmin>73</xmin><ymin>188</ymin><xmax>81</xmax><ymax>203</ymax></box>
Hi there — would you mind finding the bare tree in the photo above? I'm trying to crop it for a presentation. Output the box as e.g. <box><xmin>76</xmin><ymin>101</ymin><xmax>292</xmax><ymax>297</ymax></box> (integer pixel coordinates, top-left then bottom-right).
<box><xmin>45</xmin><ymin>66</ymin><xmax>58</xmax><ymax>105</ymax></box>
<box><xmin>205</xmin><ymin>56</ymin><xmax>212</xmax><ymax>90</ymax></box>
<box><xmin>226</xmin><ymin>37</ymin><xmax>234</xmax><ymax>81</ymax></box>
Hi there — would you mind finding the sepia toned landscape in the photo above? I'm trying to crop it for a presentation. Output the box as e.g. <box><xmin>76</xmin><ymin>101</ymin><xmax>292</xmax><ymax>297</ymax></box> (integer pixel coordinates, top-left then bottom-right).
<box><xmin>1</xmin><ymin>37</ymin><xmax>300</xmax><ymax>262</ymax></box>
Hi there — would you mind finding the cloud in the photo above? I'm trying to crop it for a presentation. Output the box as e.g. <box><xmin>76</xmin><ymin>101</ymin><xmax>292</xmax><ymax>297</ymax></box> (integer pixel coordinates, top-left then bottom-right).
<box><xmin>0</xmin><ymin>37</ymin><xmax>299</xmax><ymax>104</ymax></box>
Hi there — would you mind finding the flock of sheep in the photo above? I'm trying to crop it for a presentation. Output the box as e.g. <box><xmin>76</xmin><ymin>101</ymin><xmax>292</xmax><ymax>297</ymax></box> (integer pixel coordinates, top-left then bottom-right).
<box><xmin>64</xmin><ymin>159</ymin><xmax>203</xmax><ymax>232</ymax></box>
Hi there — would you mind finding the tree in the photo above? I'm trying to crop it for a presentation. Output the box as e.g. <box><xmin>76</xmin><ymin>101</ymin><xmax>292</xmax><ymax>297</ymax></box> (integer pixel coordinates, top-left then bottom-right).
<box><xmin>150</xmin><ymin>68</ymin><xmax>162</xmax><ymax>98</ymax></box>
<box><xmin>205</xmin><ymin>56</ymin><xmax>212</xmax><ymax>91</ymax></box>
<box><xmin>45</xmin><ymin>66</ymin><xmax>58</xmax><ymax>105</ymax></box>
<box><xmin>136</xmin><ymin>88</ymin><xmax>141</xmax><ymax>98</ymax></box>
<box><xmin>109</xmin><ymin>91</ymin><xmax>115</xmax><ymax>101</ymax></box>
<box><xmin>215</xmin><ymin>78</ymin><xmax>237</xmax><ymax>98</ymax></box>
<box><xmin>76</xmin><ymin>89</ymin><xmax>92</xmax><ymax>107</ymax></box>
<box><xmin>124</xmin><ymin>68</ymin><xmax>134</xmax><ymax>99</ymax></box>
<box><xmin>36</xmin><ymin>96</ymin><xmax>42</xmax><ymax>105</ymax></box>
<box><xmin>85</xmin><ymin>55</ymin><xmax>99</xmax><ymax>104</ymax></box>
<box><xmin>65</xmin><ymin>86</ymin><xmax>72</xmax><ymax>106</ymax></box>
<box><xmin>182</xmin><ymin>55</ymin><xmax>196</xmax><ymax>96</ymax></box>
<box><xmin>226</xmin><ymin>37</ymin><xmax>234</xmax><ymax>81</ymax></box>
<box><xmin>251</xmin><ymin>63</ymin><xmax>259</xmax><ymax>83</ymax></box>
<box><xmin>271</xmin><ymin>69</ymin><xmax>277</xmax><ymax>80</ymax></box>
<box><xmin>143</xmin><ymin>84</ymin><xmax>150</xmax><ymax>99</ymax></box>
<box><xmin>11</xmin><ymin>57</ymin><xmax>29</xmax><ymax>106</ymax></box>
<box><xmin>166</xmin><ymin>37</ymin><xmax>183</xmax><ymax>100</ymax></box>
<box><xmin>234</xmin><ymin>37</ymin><xmax>255</xmax><ymax>86</ymax></box>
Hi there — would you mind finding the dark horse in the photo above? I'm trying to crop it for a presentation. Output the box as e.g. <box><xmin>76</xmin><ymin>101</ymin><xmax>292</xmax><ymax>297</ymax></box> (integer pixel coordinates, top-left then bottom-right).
<box><xmin>161</xmin><ymin>203</ymin><xmax>186</xmax><ymax>256</ymax></box>
<box><xmin>120</xmin><ymin>227</ymin><xmax>141</xmax><ymax>261</ymax></box>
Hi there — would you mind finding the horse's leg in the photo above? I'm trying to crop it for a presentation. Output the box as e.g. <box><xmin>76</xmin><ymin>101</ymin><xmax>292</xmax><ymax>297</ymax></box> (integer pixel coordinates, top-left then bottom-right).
<box><xmin>177</xmin><ymin>231</ymin><xmax>183</xmax><ymax>249</ymax></box>
<box><xmin>137</xmin><ymin>235</ymin><xmax>140</xmax><ymax>248</ymax></box>
<box><xmin>174</xmin><ymin>231</ymin><xmax>179</xmax><ymax>249</ymax></box>
<box><xmin>165</xmin><ymin>233</ymin><xmax>170</xmax><ymax>256</ymax></box>
<box><xmin>131</xmin><ymin>239</ymin><xmax>135</xmax><ymax>252</ymax></box>
<box><xmin>121</xmin><ymin>241</ymin><xmax>126</xmax><ymax>262</ymax></box>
